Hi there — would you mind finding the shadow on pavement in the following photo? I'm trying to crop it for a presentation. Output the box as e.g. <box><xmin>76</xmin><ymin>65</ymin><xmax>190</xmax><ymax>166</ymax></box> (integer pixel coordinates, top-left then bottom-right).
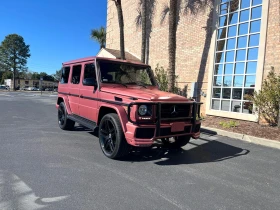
<box><xmin>200</xmin><ymin>128</ymin><xmax>218</xmax><ymax>135</ymax></box>
<box><xmin>87</xmin><ymin>127</ymin><xmax>250</xmax><ymax>165</ymax></box>
<box><xmin>72</xmin><ymin>125</ymin><xmax>92</xmax><ymax>132</ymax></box>
<box><xmin>122</xmin><ymin>138</ymin><xmax>250</xmax><ymax>165</ymax></box>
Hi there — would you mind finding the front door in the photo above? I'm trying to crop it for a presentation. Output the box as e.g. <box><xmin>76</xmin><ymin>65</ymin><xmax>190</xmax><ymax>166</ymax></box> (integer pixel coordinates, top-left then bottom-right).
<box><xmin>79</xmin><ymin>62</ymin><xmax>98</xmax><ymax>122</ymax></box>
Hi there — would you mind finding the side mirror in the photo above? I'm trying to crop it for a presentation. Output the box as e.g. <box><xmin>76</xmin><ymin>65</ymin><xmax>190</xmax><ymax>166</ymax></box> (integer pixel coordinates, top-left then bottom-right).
<box><xmin>83</xmin><ymin>78</ymin><xmax>97</xmax><ymax>87</ymax></box>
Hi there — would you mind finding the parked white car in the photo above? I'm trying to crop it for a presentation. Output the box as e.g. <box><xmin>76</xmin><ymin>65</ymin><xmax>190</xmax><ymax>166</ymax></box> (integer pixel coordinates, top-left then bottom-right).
<box><xmin>27</xmin><ymin>87</ymin><xmax>36</xmax><ymax>91</ymax></box>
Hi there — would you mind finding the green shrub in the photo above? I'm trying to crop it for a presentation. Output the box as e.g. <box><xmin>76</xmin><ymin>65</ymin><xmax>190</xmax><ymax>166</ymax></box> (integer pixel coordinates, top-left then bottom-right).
<box><xmin>153</xmin><ymin>64</ymin><xmax>168</xmax><ymax>91</ymax></box>
<box><xmin>219</xmin><ymin>120</ymin><xmax>239</xmax><ymax>128</ymax></box>
<box><xmin>153</xmin><ymin>64</ymin><xmax>180</xmax><ymax>94</ymax></box>
<box><xmin>247</xmin><ymin>67</ymin><xmax>280</xmax><ymax>126</ymax></box>
<box><xmin>200</xmin><ymin>113</ymin><xmax>205</xmax><ymax>121</ymax></box>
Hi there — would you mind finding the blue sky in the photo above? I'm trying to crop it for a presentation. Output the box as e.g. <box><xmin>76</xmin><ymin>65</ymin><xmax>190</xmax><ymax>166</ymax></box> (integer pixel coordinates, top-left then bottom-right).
<box><xmin>0</xmin><ymin>0</ymin><xmax>107</xmax><ymax>75</ymax></box>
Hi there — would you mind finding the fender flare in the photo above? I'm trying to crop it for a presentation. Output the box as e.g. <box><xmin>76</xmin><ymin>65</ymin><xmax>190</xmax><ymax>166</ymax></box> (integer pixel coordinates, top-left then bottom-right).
<box><xmin>57</xmin><ymin>96</ymin><xmax>72</xmax><ymax>115</ymax></box>
<box><xmin>98</xmin><ymin>104</ymin><xmax>128</xmax><ymax>133</ymax></box>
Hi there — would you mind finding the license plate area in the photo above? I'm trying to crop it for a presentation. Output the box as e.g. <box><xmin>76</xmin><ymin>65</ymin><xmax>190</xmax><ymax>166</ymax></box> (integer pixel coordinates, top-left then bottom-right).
<box><xmin>170</xmin><ymin>122</ymin><xmax>185</xmax><ymax>132</ymax></box>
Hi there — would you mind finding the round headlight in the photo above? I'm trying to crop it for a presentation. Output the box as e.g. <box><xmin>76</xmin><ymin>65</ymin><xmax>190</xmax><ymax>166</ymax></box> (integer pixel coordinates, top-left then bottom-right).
<box><xmin>138</xmin><ymin>105</ymin><xmax>148</xmax><ymax>116</ymax></box>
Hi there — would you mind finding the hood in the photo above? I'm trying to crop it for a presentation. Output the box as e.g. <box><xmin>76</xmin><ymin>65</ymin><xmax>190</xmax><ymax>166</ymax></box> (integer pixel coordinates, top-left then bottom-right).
<box><xmin>100</xmin><ymin>85</ymin><xmax>189</xmax><ymax>102</ymax></box>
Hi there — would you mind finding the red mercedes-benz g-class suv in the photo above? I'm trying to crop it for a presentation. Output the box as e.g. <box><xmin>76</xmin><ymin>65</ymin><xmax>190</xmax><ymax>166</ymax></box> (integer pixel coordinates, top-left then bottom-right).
<box><xmin>56</xmin><ymin>57</ymin><xmax>202</xmax><ymax>159</ymax></box>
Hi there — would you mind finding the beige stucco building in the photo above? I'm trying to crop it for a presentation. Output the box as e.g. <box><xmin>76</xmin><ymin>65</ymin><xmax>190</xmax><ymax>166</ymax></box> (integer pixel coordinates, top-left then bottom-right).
<box><xmin>4</xmin><ymin>79</ymin><xmax>58</xmax><ymax>89</ymax></box>
<box><xmin>106</xmin><ymin>0</ymin><xmax>279</xmax><ymax>121</ymax></box>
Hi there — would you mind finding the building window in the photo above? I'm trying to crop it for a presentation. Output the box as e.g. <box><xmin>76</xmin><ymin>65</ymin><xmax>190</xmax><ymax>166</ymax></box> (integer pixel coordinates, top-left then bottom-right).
<box><xmin>212</xmin><ymin>0</ymin><xmax>262</xmax><ymax>114</ymax></box>
<box><xmin>33</xmin><ymin>81</ymin><xmax>39</xmax><ymax>87</ymax></box>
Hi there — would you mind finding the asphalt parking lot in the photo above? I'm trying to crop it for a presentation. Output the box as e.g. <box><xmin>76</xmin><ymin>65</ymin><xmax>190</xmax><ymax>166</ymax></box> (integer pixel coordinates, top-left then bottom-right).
<box><xmin>0</xmin><ymin>91</ymin><xmax>279</xmax><ymax>210</ymax></box>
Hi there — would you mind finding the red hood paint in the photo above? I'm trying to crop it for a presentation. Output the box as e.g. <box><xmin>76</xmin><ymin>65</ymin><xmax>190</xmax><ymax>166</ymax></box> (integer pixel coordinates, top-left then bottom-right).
<box><xmin>100</xmin><ymin>85</ymin><xmax>189</xmax><ymax>102</ymax></box>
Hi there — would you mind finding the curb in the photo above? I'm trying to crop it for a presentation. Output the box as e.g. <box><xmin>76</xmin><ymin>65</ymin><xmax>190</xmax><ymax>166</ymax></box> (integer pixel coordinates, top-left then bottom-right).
<box><xmin>201</xmin><ymin>126</ymin><xmax>280</xmax><ymax>150</ymax></box>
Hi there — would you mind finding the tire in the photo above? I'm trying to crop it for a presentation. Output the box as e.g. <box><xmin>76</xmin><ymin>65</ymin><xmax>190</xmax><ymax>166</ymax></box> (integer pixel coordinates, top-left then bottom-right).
<box><xmin>58</xmin><ymin>102</ymin><xmax>75</xmax><ymax>130</ymax></box>
<box><xmin>99</xmin><ymin>113</ymin><xmax>130</xmax><ymax>159</ymax></box>
<box><xmin>162</xmin><ymin>135</ymin><xmax>191</xmax><ymax>149</ymax></box>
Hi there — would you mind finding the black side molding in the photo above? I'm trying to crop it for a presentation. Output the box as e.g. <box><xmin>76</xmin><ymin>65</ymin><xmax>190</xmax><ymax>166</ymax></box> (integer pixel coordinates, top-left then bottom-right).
<box><xmin>58</xmin><ymin>92</ymin><xmax>129</xmax><ymax>106</ymax></box>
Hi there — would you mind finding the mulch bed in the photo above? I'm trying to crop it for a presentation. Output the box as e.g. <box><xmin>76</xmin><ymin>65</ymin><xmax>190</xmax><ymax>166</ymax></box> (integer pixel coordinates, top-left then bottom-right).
<box><xmin>202</xmin><ymin>115</ymin><xmax>280</xmax><ymax>142</ymax></box>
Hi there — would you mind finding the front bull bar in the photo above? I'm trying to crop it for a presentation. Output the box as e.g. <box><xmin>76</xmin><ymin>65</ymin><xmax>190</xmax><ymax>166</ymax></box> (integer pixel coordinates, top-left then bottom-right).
<box><xmin>127</xmin><ymin>101</ymin><xmax>203</xmax><ymax>137</ymax></box>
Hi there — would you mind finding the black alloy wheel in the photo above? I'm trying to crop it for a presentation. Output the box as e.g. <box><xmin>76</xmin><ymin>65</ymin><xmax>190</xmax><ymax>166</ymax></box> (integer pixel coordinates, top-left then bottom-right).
<box><xmin>58</xmin><ymin>104</ymin><xmax>65</xmax><ymax>126</ymax></box>
<box><xmin>99</xmin><ymin>118</ymin><xmax>117</xmax><ymax>155</ymax></box>
<box><xmin>99</xmin><ymin>113</ymin><xmax>130</xmax><ymax>159</ymax></box>
<box><xmin>58</xmin><ymin>102</ymin><xmax>75</xmax><ymax>130</ymax></box>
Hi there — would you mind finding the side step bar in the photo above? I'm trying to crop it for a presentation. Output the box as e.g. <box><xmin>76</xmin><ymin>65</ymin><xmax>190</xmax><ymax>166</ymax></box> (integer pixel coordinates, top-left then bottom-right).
<box><xmin>67</xmin><ymin>114</ymin><xmax>97</xmax><ymax>131</ymax></box>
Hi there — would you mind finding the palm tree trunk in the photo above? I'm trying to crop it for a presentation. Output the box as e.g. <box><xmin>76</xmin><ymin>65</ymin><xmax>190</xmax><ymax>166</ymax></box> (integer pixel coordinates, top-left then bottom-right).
<box><xmin>141</xmin><ymin>0</ymin><xmax>147</xmax><ymax>63</ymax></box>
<box><xmin>114</xmin><ymin>0</ymin><xmax>126</xmax><ymax>60</ymax></box>
<box><xmin>168</xmin><ymin>0</ymin><xmax>178</xmax><ymax>92</ymax></box>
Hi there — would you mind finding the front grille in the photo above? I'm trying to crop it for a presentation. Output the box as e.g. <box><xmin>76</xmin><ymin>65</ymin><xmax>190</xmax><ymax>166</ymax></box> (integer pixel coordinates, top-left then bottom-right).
<box><xmin>161</xmin><ymin>103</ymin><xmax>192</xmax><ymax>119</ymax></box>
<box><xmin>135</xmin><ymin>126</ymin><xmax>192</xmax><ymax>138</ymax></box>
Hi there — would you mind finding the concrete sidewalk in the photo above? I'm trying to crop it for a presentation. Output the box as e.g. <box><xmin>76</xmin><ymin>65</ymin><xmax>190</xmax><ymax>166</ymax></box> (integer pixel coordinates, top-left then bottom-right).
<box><xmin>201</xmin><ymin>126</ymin><xmax>280</xmax><ymax>150</ymax></box>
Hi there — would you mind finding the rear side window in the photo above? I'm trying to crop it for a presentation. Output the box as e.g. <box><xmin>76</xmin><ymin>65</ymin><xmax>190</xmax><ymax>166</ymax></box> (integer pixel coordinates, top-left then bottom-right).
<box><xmin>60</xmin><ymin>67</ymin><xmax>70</xmax><ymax>84</ymax></box>
<box><xmin>83</xmin><ymin>63</ymin><xmax>96</xmax><ymax>86</ymax></box>
<box><xmin>71</xmin><ymin>65</ymin><xmax>82</xmax><ymax>84</ymax></box>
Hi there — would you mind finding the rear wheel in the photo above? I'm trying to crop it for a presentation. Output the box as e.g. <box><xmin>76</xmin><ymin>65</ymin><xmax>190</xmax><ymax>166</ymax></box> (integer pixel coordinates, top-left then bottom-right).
<box><xmin>99</xmin><ymin>113</ymin><xmax>130</xmax><ymax>159</ymax></box>
<box><xmin>58</xmin><ymin>102</ymin><xmax>75</xmax><ymax>130</ymax></box>
<box><xmin>162</xmin><ymin>136</ymin><xmax>191</xmax><ymax>149</ymax></box>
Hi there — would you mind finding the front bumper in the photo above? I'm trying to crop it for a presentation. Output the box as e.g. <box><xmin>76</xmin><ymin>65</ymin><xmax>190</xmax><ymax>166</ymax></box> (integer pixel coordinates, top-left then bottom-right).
<box><xmin>125</xmin><ymin>101</ymin><xmax>202</xmax><ymax>146</ymax></box>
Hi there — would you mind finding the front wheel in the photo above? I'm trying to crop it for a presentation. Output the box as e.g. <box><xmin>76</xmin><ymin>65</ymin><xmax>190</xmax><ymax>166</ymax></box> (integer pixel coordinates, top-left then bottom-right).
<box><xmin>162</xmin><ymin>135</ymin><xmax>191</xmax><ymax>149</ymax></box>
<box><xmin>99</xmin><ymin>113</ymin><xmax>130</xmax><ymax>159</ymax></box>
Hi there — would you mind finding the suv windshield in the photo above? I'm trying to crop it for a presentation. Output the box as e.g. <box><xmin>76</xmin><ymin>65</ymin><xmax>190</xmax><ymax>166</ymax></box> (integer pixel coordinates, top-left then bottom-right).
<box><xmin>98</xmin><ymin>61</ymin><xmax>156</xmax><ymax>87</ymax></box>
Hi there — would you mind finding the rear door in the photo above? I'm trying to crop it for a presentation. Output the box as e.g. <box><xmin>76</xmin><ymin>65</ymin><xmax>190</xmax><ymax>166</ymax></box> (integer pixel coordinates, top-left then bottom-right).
<box><xmin>68</xmin><ymin>64</ymin><xmax>82</xmax><ymax>115</ymax></box>
<box><xmin>79</xmin><ymin>62</ymin><xmax>98</xmax><ymax>122</ymax></box>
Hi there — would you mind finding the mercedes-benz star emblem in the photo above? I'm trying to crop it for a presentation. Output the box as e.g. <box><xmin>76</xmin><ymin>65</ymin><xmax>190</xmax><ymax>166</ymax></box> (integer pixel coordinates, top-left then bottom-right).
<box><xmin>170</xmin><ymin>105</ymin><xmax>178</xmax><ymax>117</ymax></box>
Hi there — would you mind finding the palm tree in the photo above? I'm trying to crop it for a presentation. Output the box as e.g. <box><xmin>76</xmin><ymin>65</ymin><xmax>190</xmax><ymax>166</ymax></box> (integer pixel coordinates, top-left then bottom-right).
<box><xmin>160</xmin><ymin>0</ymin><xmax>178</xmax><ymax>92</ymax></box>
<box><xmin>135</xmin><ymin>0</ymin><xmax>147</xmax><ymax>63</ymax></box>
<box><xmin>112</xmin><ymin>0</ymin><xmax>125</xmax><ymax>60</ymax></box>
<box><xmin>90</xmin><ymin>26</ymin><xmax>106</xmax><ymax>49</ymax></box>
<box><xmin>136</xmin><ymin>0</ymin><xmax>156</xmax><ymax>64</ymax></box>
<box><xmin>141</xmin><ymin>0</ymin><xmax>147</xmax><ymax>63</ymax></box>
<box><xmin>161</xmin><ymin>0</ymin><xmax>215</xmax><ymax>92</ymax></box>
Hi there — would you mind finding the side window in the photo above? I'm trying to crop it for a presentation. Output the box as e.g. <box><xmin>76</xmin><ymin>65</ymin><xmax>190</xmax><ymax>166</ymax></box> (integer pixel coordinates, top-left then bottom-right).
<box><xmin>83</xmin><ymin>63</ymin><xmax>96</xmax><ymax>86</ymax></box>
<box><xmin>60</xmin><ymin>67</ymin><xmax>70</xmax><ymax>84</ymax></box>
<box><xmin>71</xmin><ymin>65</ymin><xmax>82</xmax><ymax>84</ymax></box>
